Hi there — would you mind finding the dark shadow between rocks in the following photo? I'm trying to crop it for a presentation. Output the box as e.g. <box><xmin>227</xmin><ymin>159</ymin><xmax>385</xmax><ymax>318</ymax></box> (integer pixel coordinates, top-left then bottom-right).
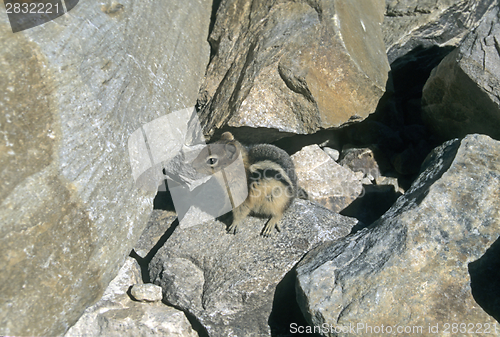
<box><xmin>155</xmin><ymin>291</ymin><xmax>210</xmax><ymax>337</ymax></box>
<box><xmin>273</xmin><ymin>129</ymin><xmax>342</xmax><ymax>156</ymax></box>
<box><xmin>469</xmin><ymin>236</ymin><xmax>500</xmax><ymax>322</ymax></box>
<box><xmin>129</xmin><ymin>217</ymin><xmax>179</xmax><ymax>283</ymax></box>
<box><xmin>268</xmin><ymin>268</ymin><xmax>321</xmax><ymax>337</ymax></box>
<box><xmin>337</xmin><ymin>45</ymin><xmax>457</xmax><ymax>191</ymax></box>
<box><xmin>342</xmin><ymin>45</ymin><xmax>455</xmax><ymax>176</ymax></box>
<box><xmin>215</xmin><ymin>125</ymin><xmax>298</xmax><ymax>145</ymax></box>
<box><xmin>207</xmin><ymin>0</ymin><xmax>223</xmax><ymax>62</ymax></box>
<box><xmin>209</xmin><ymin>0</ymin><xmax>222</xmax><ymax>37</ymax></box>
<box><xmin>374</xmin><ymin>45</ymin><xmax>456</xmax><ymax>128</ymax></box>
<box><xmin>153</xmin><ymin>181</ymin><xmax>176</xmax><ymax>211</ymax></box>
<box><xmin>182</xmin><ymin>310</ymin><xmax>210</xmax><ymax>337</ymax></box>
<box><xmin>341</xmin><ymin>184</ymin><xmax>402</xmax><ymax>231</ymax></box>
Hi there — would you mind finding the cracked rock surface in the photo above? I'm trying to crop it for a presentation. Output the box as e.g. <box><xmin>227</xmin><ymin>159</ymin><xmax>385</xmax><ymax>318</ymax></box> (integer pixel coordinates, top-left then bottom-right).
<box><xmin>422</xmin><ymin>5</ymin><xmax>500</xmax><ymax>140</ymax></box>
<box><xmin>149</xmin><ymin>199</ymin><xmax>358</xmax><ymax>336</ymax></box>
<box><xmin>197</xmin><ymin>0</ymin><xmax>390</xmax><ymax>142</ymax></box>
<box><xmin>296</xmin><ymin>134</ymin><xmax>500</xmax><ymax>335</ymax></box>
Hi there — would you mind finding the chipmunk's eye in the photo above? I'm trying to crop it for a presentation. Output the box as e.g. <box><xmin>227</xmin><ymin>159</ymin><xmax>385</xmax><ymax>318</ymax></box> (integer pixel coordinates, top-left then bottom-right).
<box><xmin>207</xmin><ymin>157</ymin><xmax>218</xmax><ymax>166</ymax></box>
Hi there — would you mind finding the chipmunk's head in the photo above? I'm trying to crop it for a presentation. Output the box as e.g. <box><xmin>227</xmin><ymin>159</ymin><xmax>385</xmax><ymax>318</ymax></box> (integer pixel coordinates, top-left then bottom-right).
<box><xmin>192</xmin><ymin>132</ymin><xmax>241</xmax><ymax>175</ymax></box>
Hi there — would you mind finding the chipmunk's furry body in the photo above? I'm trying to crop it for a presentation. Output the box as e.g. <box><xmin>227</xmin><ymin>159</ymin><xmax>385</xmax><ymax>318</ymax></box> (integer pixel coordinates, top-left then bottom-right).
<box><xmin>192</xmin><ymin>132</ymin><xmax>300</xmax><ymax>236</ymax></box>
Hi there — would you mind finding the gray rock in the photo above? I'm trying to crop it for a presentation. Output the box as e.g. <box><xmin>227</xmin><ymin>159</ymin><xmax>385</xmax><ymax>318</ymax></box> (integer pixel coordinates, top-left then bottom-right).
<box><xmin>149</xmin><ymin>199</ymin><xmax>358</xmax><ymax>336</ymax></box>
<box><xmin>130</xmin><ymin>284</ymin><xmax>163</xmax><ymax>303</ymax></box>
<box><xmin>197</xmin><ymin>0</ymin><xmax>389</xmax><ymax>142</ymax></box>
<box><xmin>384</xmin><ymin>0</ymin><xmax>495</xmax><ymax>63</ymax></box>
<box><xmin>91</xmin><ymin>303</ymin><xmax>198</xmax><ymax>337</ymax></box>
<box><xmin>323</xmin><ymin>147</ymin><xmax>340</xmax><ymax>162</ymax></box>
<box><xmin>0</xmin><ymin>0</ymin><xmax>211</xmax><ymax>335</ymax></box>
<box><xmin>422</xmin><ymin>6</ymin><xmax>500</xmax><ymax>140</ymax></box>
<box><xmin>292</xmin><ymin>145</ymin><xmax>363</xmax><ymax>213</ymax></box>
<box><xmin>296</xmin><ymin>134</ymin><xmax>500</xmax><ymax>335</ymax></box>
<box><xmin>65</xmin><ymin>258</ymin><xmax>197</xmax><ymax>337</ymax></box>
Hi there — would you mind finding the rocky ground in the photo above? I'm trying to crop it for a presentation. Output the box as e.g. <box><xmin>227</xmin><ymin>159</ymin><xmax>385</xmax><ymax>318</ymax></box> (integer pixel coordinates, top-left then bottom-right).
<box><xmin>2</xmin><ymin>0</ymin><xmax>500</xmax><ymax>336</ymax></box>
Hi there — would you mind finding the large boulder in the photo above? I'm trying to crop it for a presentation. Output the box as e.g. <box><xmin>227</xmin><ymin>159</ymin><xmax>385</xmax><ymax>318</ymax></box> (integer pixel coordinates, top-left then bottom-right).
<box><xmin>0</xmin><ymin>0</ymin><xmax>211</xmax><ymax>335</ymax></box>
<box><xmin>197</xmin><ymin>0</ymin><xmax>390</xmax><ymax>142</ymax></box>
<box><xmin>421</xmin><ymin>5</ymin><xmax>500</xmax><ymax>141</ymax></box>
<box><xmin>149</xmin><ymin>199</ymin><xmax>358</xmax><ymax>336</ymax></box>
<box><xmin>383</xmin><ymin>0</ymin><xmax>495</xmax><ymax>63</ymax></box>
<box><xmin>296</xmin><ymin>134</ymin><xmax>500</xmax><ymax>335</ymax></box>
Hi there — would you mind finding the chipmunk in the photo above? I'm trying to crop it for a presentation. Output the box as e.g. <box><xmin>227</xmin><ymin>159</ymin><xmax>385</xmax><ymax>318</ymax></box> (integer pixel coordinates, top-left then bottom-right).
<box><xmin>192</xmin><ymin>132</ymin><xmax>303</xmax><ymax>236</ymax></box>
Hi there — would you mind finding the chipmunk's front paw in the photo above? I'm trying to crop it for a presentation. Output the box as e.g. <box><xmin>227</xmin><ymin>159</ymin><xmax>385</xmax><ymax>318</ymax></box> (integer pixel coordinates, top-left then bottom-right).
<box><xmin>227</xmin><ymin>222</ymin><xmax>239</xmax><ymax>234</ymax></box>
<box><xmin>261</xmin><ymin>221</ymin><xmax>280</xmax><ymax>237</ymax></box>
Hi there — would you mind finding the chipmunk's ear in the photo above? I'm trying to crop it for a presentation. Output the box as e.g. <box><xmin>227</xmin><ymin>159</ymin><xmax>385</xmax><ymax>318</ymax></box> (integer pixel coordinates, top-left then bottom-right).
<box><xmin>224</xmin><ymin>143</ymin><xmax>238</xmax><ymax>160</ymax></box>
<box><xmin>220</xmin><ymin>132</ymin><xmax>234</xmax><ymax>141</ymax></box>
<box><xmin>221</xmin><ymin>132</ymin><xmax>238</xmax><ymax>160</ymax></box>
